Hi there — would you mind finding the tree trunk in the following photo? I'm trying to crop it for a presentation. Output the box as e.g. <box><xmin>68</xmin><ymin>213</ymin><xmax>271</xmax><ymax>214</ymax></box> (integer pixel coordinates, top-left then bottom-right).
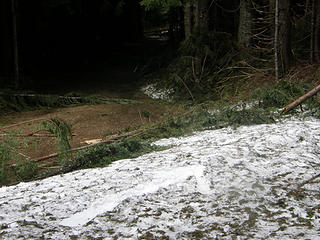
<box><xmin>11</xmin><ymin>0</ymin><xmax>19</xmax><ymax>89</ymax></box>
<box><xmin>282</xmin><ymin>84</ymin><xmax>320</xmax><ymax>114</ymax></box>
<box><xmin>278</xmin><ymin>0</ymin><xmax>292</xmax><ymax>75</ymax></box>
<box><xmin>274</xmin><ymin>0</ymin><xmax>280</xmax><ymax>79</ymax></box>
<box><xmin>314</xmin><ymin>0</ymin><xmax>320</xmax><ymax>62</ymax></box>
<box><xmin>238</xmin><ymin>0</ymin><xmax>253</xmax><ymax>48</ymax></box>
<box><xmin>184</xmin><ymin>0</ymin><xmax>192</xmax><ymax>39</ymax></box>
<box><xmin>193</xmin><ymin>0</ymin><xmax>209</xmax><ymax>35</ymax></box>
<box><xmin>310</xmin><ymin>0</ymin><xmax>315</xmax><ymax>63</ymax></box>
<box><xmin>274</xmin><ymin>0</ymin><xmax>292</xmax><ymax>78</ymax></box>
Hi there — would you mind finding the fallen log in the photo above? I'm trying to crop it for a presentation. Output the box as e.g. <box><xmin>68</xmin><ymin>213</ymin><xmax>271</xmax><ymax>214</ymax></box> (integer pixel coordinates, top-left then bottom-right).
<box><xmin>33</xmin><ymin>139</ymin><xmax>117</xmax><ymax>163</ymax></box>
<box><xmin>32</xmin><ymin>132</ymin><xmax>136</xmax><ymax>163</ymax></box>
<box><xmin>8</xmin><ymin>107</ymin><xmax>196</xmax><ymax>167</ymax></box>
<box><xmin>282</xmin><ymin>83</ymin><xmax>320</xmax><ymax>114</ymax></box>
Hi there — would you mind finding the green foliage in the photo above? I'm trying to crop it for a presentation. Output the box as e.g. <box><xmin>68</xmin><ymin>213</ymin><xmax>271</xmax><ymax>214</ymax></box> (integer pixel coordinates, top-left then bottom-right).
<box><xmin>140</xmin><ymin>104</ymin><xmax>276</xmax><ymax>141</ymax></box>
<box><xmin>40</xmin><ymin>118</ymin><xmax>72</xmax><ymax>153</ymax></box>
<box><xmin>0</xmin><ymin>141</ymin><xmax>12</xmax><ymax>184</ymax></box>
<box><xmin>209</xmin><ymin>107</ymin><xmax>276</xmax><ymax>128</ymax></box>
<box><xmin>39</xmin><ymin>103</ymin><xmax>279</xmax><ymax>179</ymax></box>
<box><xmin>15</xmin><ymin>160</ymin><xmax>38</xmax><ymax>181</ymax></box>
<box><xmin>251</xmin><ymin>80</ymin><xmax>313</xmax><ymax>109</ymax></box>
<box><xmin>0</xmin><ymin>133</ymin><xmax>23</xmax><ymax>184</ymax></box>
<box><xmin>61</xmin><ymin>138</ymin><xmax>159</xmax><ymax>171</ymax></box>
<box><xmin>159</xmin><ymin>32</ymin><xmax>237</xmax><ymax>101</ymax></box>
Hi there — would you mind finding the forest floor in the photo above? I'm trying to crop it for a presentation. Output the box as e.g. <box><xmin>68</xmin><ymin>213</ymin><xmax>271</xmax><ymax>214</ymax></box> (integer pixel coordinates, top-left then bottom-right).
<box><xmin>0</xmin><ymin>61</ymin><xmax>185</xmax><ymax>185</ymax></box>
<box><xmin>0</xmin><ymin>48</ymin><xmax>319</xmax><ymax>238</ymax></box>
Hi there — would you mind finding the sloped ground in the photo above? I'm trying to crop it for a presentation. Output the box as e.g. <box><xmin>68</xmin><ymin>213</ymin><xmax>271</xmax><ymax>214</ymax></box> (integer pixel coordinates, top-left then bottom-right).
<box><xmin>0</xmin><ymin>101</ymin><xmax>182</xmax><ymax>159</ymax></box>
<box><xmin>0</xmin><ymin>117</ymin><xmax>319</xmax><ymax>239</ymax></box>
<box><xmin>0</xmin><ymin>60</ymin><xmax>184</xmax><ymax>185</ymax></box>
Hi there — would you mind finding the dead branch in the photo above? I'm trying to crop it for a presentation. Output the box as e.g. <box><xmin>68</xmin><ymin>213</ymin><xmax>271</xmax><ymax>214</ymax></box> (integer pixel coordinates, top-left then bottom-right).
<box><xmin>282</xmin><ymin>83</ymin><xmax>320</xmax><ymax>114</ymax></box>
<box><xmin>199</xmin><ymin>51</ymin><xmax>208</xmax><ymax>83</ymax></box>
<box><xmin>5</xmin><ymin>144</ymin><xmax>31</xmax><ymax>161</ymax></box>
<box><xmin>175</xmin><ymin>74</ymin><xmax>195</xmax><ymax>101</ymax></box>
<box><xmin>192</xmin><ymin>58</ymin><xmax>199</xmax><ymax>84</ymax></box>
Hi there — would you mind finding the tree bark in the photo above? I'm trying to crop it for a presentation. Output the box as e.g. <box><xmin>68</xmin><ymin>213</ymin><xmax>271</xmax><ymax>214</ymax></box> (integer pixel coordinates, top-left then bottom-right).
<box><xmin>310</xmin><ymin>0</ymin><xmax>315</xmax><ymax>63</ymax></box>
<box><xmin>193</xmin><ymin>0</ymin><xmax>209</xmax><ymax>35</ymax></box>
<box><xmin>274</xmin><ymin>0</ymin><xmax>280</xmax><ymax>79</ymax></box>
<box><xmin>278</xmin><ymin>0</ymin><xmax>292</xmax><ymax>75</ymax></box>
<box><xmin>238</xmin><ymin>0</ymin><xmax>253</xmax><ymax>48</ymax></box>
<box><xmin>184</xmin><ymin>0</ymin><xmax>192</xmax><ymax>39</ymax></box>
<box><xmin>273</xmin><ymin>0</ymin><xmax>292</xmax><ymax>78</ymax></box>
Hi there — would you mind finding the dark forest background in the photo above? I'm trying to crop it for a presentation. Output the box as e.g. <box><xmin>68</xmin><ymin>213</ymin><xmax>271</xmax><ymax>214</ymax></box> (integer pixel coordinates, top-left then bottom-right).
<box><xmin>1</xmin><ymin>0</ymin><xmax>319</xmax><ymax>96</ymax></box>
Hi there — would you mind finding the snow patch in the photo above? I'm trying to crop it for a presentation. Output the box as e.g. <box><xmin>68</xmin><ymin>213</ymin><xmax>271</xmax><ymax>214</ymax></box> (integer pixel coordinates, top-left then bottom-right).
<box><xmin>0</xmin><ymin>117</ymin><xmax>320</xmax><ymax>239</ymax></box>
<box><xmin>141</xmin><ymin>84</ymin><xmax>172</xmax><ymax>100</ymax></box>
<box><xmin>60</xmin><ymin>165</ymin><xmax>209</xmax><ymax>227</ymax></box>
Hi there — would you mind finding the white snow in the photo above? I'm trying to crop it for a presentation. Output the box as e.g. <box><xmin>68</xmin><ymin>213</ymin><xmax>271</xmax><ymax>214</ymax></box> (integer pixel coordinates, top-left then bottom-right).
<box><xmin>60</xmin><ymin>165</ymin><xmax>209</xmax><ymax>227</ymax></box>
<box><xmin>141</xmin><ymin>84</ymin><xmax>172</xmax><ymax>100</ymax></box>
<box><xmin>0</xmin><ymin>117</ymin><xmax>320</xmax><ymax>239</ymax></box>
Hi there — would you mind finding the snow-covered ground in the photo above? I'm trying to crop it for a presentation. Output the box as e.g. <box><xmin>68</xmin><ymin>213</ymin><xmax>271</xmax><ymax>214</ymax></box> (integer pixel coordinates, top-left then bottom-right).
<box><xmin>0</xmin><ymin>117</ymin><xmax>320</xmax><ymax>239</ymax></box>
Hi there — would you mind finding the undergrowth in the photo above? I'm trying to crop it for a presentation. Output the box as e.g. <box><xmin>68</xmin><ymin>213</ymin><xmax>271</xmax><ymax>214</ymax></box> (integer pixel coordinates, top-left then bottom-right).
<box><xmin>0</xmin><ymin>135</ymin><xmax>15</xmax><ymax>184</ymax></box>
<box><xmin>251</xmin><ymin>80</ymin><xmax>314</xmax><ymax>109</ymax></box>
<box><xmin>52</xmin><ymin>77</ymin><xmax>320</xmax><ymax>174</ymax></box>
<box><xmin>3</xmin><ymin>75</ymin><xmax>320</xmax><ymax>185</ymax></box>
<box><xmin>40</xmin><ymin>118</ymin><xmax>73</xmax><ymax>153</ymax></box>
<box><xmin>15</xmin><ymin>160</ymin><xmax>38</xmax><ymax>181</ymax></box>
<box><xmin>35</xmin><ymin>102</ymin><xmax>278</xmax><ymax>179</ymax></box>
<box><xmin>156</xmin><ymin>32</ymin><xmax>239</xmax><ymax>101</ymax></box>
<box><xmin>0</xmin><ymin>93</ymin><xmax>140</xmax><ymax>113</ymax></box>
<box><xmin>60</xmin><ymin>138</ymin><xmax>161</xmax><ymax>173</ymax></box>
<box><xmin>0</xmin><ymin>133</ymin><xmax>38</xmax><ymax>185</ymax></box>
